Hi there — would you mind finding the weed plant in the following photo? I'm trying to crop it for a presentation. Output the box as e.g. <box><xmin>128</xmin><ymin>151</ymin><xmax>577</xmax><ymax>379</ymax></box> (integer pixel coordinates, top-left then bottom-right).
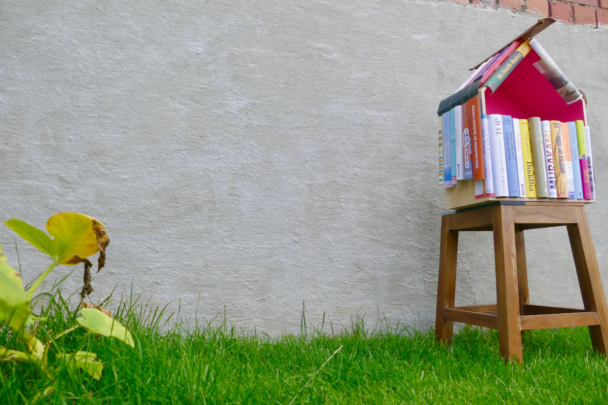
<box><xmin>2</xmin><ymin>292</ymin><xmax>608</xmax><ymax>404</ymax></box>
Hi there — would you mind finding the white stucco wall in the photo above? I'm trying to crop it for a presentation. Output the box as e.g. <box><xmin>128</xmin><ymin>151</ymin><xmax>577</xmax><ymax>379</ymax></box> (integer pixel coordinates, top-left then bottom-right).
<box><xmin>1</xmin><ymin>1</ymin><xmax>607</xmax><ymax>336</ymax></box>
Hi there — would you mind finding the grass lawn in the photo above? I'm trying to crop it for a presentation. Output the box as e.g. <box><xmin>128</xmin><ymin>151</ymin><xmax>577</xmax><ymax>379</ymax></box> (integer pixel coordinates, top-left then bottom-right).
<box><xmin>2</xmin><ymin>294</ymin><xmax>608</xmax><ymax>404</ymax></box>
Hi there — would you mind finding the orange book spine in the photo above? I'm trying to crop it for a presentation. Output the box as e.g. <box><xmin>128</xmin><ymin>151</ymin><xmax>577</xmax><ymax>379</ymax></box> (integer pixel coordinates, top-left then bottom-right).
<box><xmin>550</xmin><ymin>121</ymin><xmax>568</xmax><ymax>199</ymax></box>
<box><xmin>466</xmin><ymin>96</ymin><xmax>485</xmax><ymax>180</ymax></box>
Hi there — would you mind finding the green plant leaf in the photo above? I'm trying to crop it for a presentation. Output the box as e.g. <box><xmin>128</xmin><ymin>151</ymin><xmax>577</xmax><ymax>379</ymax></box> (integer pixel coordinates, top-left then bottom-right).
<box><xmin>77</xmin><ymin>308</ymin><xmax>134</xmax><ymax>348</ymax></box>
<box><xmin>0</xmin><ymin>346</ymin><xmax>31</xmax><ymax>363</ymax></box>
<box><xmin>24</xmin><ymin>314</ymin><xmax>48</xmax><ymax>326</ymax></box>
<box><xmin>4</xmin><ymin>219</ymin><xmax>57</xmax><ymax>260</ymax></box>
<box><xmin>57</xmin><ymin>351</ymin><xmax>103</xmax><ymax>380</ymax></box>
<box><xmin>25</xmin><ymin>334</ymin><xmax>45</xmax><ymax>361</ymax></box>
<box><xmin>0</xmin><ymin>244</ymin><xmax>8</xmax><ymax>262</ymax></box>
<box><xmin>4</xmin><ymin>213</ymin><xmax>110</xmax><ymax>266</ymax></box>
<box><xmin>30</xmin><ymin>386</ymin><xmax>55</xmax><ymax>402</ymax></box>
<box><xmin>0</xmin><ymin>254</ymin><xmax>31</xmax><ymax>330</ymax></box>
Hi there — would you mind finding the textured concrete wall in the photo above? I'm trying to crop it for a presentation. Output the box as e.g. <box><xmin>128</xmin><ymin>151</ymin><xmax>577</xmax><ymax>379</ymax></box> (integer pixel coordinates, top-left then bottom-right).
<box><xmin>1</xmin><ymin>1</ymin><xmax>607</xmax><ymax>336</ymax></box>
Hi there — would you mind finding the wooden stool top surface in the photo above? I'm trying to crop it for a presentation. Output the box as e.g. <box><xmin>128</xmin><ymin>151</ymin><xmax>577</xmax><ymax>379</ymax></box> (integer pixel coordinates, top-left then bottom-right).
<box><xmin>442</xmin><ymin>200</ymin><xmax>585</xmax><ymax>216</ymax></box>
<box><xmin>441</xmin><ymin>201</ymin><xmax>587</xmax><ymax>232</ymax></box>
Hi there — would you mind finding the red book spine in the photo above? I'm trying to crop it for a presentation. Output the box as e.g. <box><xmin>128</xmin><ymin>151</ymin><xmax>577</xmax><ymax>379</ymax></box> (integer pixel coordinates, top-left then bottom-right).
<box><xmin>466</xmin><ymin>96</ymin><xmax>485</xmax><ymax>181</ymax></box>
<box><xmin>581</xmin><ymin>159</ymin><xmax>592</xmax><ymax>200</ymax></box>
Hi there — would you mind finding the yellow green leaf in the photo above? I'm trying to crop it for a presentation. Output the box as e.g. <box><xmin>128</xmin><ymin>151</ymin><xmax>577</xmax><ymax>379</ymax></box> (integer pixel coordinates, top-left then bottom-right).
<box><xmin>0</xmin><ymin>346</ymin><xmax>30</xmax><ymax>363</ymax></box>
<box><xmin>46</xmin><ymin>213</ymin><xmax>106</xmax><ymax>265</ymax></box>
<box><xmin>0</xmin><ymin>250</ymin><xmax>31</xmax><ymax>330</ymax></box>
<box><xmin>77</xmin><ymin>308</ymin><xmax>134</xmax><ymax>348</ymax></box>
<box><xmin>4</xmin><ymin>213</ymin><xmax>110</xmax><ymax>266</ymax></box>
<box><xmin>3</xmin><ymin>219</ymin><xmax>57</xmax><ymax>259</ymax></box>
<box><xmin>30</xmin><ymin>385</ymin><xmax>56</xmax><ymax>402</ymax></box>
<box><xmin>24</xmin><ymin>314</ymin><xmax>48</xmax><ymax>326</ymax></box>
<box><xmin>57</xmin><ymin>351</ymin><xmax>103</xmax><ymax>380</ymax></box>
<box><xmin>25</xmin><ymin>334</ymin><xmax>45</xmax><ymax>361</ymax></box>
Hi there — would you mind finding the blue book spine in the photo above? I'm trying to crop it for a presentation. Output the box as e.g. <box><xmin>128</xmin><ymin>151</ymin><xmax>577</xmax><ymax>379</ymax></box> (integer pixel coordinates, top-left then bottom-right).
<box><xmin>443</xmin><ymin>112</ymin><xmax>452</xmax><ymax>185</ymax></box>
<box><xmin>568</xmin><ymin>122</ymin><xmax>583</xmax><ymax>199</ymax></box>
<box><xmin>502</xmin><ymin>115</ymin><xmax>520</xmax><ymax>197</ymax></box>
<box><xmin>450</xmin><ymin>108</ymin><xmax>457</xmax><ymax>184</ymax></box>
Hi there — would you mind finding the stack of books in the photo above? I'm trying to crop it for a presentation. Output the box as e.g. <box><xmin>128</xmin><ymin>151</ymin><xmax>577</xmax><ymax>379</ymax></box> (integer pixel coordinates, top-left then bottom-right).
<box><xmin>436</xmin><ymin>18</ymin><xmax>595</xmax><ymax>208</ymax></box>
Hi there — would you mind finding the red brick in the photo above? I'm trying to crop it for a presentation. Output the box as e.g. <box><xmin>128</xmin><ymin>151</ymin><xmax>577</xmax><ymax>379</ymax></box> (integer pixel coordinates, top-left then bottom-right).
<box><xmin>527</xmin><ymin>0</ymin><xmax>550</xmax><ymax>15</ymax></box>
<box><xmin>570</xmin><ymin>0</ymin><xmax>598</xmax><ymax>7</ymax></box>
<box><xmin>549</xmin><ymin>2</ymin><xmax>574</xmax><ymax>23</ymax></box>
<box><xmin>573</xmin><ymin>5</ymin><xmax>598</xmax><ymax>25</ymax></box>
<box><xmin>501</xmin><ymin>0</ymin><xmax>525</xmax><ymax>10</ymax></box>
<box><xmin>471</xmin><ymin>0</ymin><xmax>496</xmax><ymax>8</ymax></box>
<box><xmin>598</xmin><ymin>8</ymin><xmax>608</xmax><ymax>26</ymax></box>
<box><xmin>600</xmin><ymin>0</ymin><xmax>608</xmax><ymax>9</ymax></box>
<box><xmin>448</xmin><ymin>0</ymin><xmax>468</xmax><ymax>5</ymax></box>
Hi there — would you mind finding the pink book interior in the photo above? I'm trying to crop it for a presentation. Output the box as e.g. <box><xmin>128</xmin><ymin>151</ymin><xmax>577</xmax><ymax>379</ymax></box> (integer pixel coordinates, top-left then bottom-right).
<box><xmin>484</xmin><ymin>49</ymin><xmax>585</xmax><ymax>123</ymax></box>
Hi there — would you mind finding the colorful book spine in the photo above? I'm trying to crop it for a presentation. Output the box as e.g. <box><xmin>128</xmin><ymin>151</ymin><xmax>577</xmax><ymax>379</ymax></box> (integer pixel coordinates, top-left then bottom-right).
<box><xmin>575</xmin><ymin>120</ymin><xmax>592</xmax><ymax>200</ymax></box>
<box><xmin>476</xmin><ymin>114</ymin><xmax>495</xmax><ymax>198</ymax></box>
<box><xmin>567</xmin><ymin>122</ymin><xmax>583</xmax><ymax>199</ymax></box>
<box><xmin>513</xmin><ymin>118</ymin><xmax>526</xmax><ymax>197</ymax></box>
<box><xmin>438</xmin><ymin>117</ymin><xmax>443</xmax><ymax>184</ymax></box>
<box><xmin>443</xmin><ymin>112</ymin><xmax>453</xmax><ymax>188</ymax></box>
<box><xmin>489</xmin><ymin>114</ymin><xmax>509</xmax><ymax>197</ymax></box>
<box><xmin>502</xmin><ymin>116</ymin><xmax>520</xmax><ymax>197</ymax></box>
<box><xmin>561</xmin><ymin>123</ymin><xmax>575</xmax><ymax>199</ymax></box>
<box><xmin>576</xmin><ymin>120</ymin><xmax>591</xmax><ymax>199</ymax></box>
<box><xmin>455</xmin><ymin>105</ymin><xmax>464</xmax><ymax>180</ymax></box>
<box><xmin>529</xmin><ymin>118</ymin><xmax>548</xmax><ymax>198</ymax></box>
<box><xmin>550</xmin><ymin>121</ymin><xmax>568</xmax><ymax>199</ymax></box>
<box><xmin>480</xmin><ymin>39</ymin><xmax>523</xmax><ymax>86</ymax></box>
<box><xmin>542</xmin><ymin>120</ymin><xmax>558</xmax><ymax>198</ymax></box>
<box><xmin>585</xmin><ymin>126</ymin><xmax>596</xmax><ymax>199</ymax></box>
<box><xmin>520</xmin><ymin>119</ymin><xmax>536</xmax><ymax>198</ymax></box>
<box><xmin>450</xmin><ymin>109</ymin><xmax>457</xmax><ymax>184</ymax></box>
<box><xmin>468</xmin><ymin>97</ymin><xmax>485</xmax><ymax>181</ymax></box>
<box><xmin>485</xmin><ymin>40</ymin><xmax>532</xmax><ymax>93</ymax></box>
<box><xmin>462</xmin><ymin>103</ymin><xmax>474</xmax><ymax>180</ymax></box>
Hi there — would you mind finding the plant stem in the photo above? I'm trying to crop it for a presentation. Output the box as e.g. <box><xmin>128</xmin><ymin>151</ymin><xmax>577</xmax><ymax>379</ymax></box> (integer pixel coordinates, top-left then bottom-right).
<box><xmin>53</xmin><ymin>325</ymin><xmax>81</xmax><ymax>340</ymax></box>
<box><xmin>27</xmin><ymin>261</ymin><xmax>59</xmax><ymax>299</ymax></box>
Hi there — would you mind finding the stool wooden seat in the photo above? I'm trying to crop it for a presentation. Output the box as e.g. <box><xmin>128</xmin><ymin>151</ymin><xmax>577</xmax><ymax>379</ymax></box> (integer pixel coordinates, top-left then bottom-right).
<box><xmin>435</xmin><ymin>201</ymin><xmax>608</xmax><ymax>363</ymax></box>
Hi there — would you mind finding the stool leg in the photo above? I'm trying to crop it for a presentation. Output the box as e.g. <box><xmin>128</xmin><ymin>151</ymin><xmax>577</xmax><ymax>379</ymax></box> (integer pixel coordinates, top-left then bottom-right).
<box><xmin>567</xmin><ymin>207</ymin><xmax>608</xmax><ymax>356</ymax></box>
<box><xmin>516</xmin><ymin>228</ymin><xmax>529</xmax><ymax>316</ymax></box>
<box><xmin>435</xmin><ymin>215</ymin><xmax>458</xmax><ymax>345</ymax></box>
<box><xmin>493</xmin><ymin>206</ymin><xmax>523</xmax><ymax>363</ymax></box>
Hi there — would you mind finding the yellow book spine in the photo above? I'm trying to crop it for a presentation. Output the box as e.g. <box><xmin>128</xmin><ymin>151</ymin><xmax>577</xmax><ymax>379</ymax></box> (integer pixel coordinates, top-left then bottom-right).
<box><xmin>516</xmin><ymin>38</ymin><xmax>532</xmax><ymax>58</ymax></box>
<box><xmin>550</xmin><ymin>121</ymin><xmax>568</xmax><ymax>199</ymax></box>
<box><xmin>520</xmin><ymin>119</ymin><xmax>536</xmax><ymax>198</ymax></box>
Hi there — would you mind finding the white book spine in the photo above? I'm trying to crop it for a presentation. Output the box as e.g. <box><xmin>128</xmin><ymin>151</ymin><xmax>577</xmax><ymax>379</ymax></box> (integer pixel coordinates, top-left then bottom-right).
<box><xmin>542</xmin><ymin>120</ymin><xmax>558</xmax><ymax>198</ymax></box>
<box><xmin>474</xmin><ymin>180</ymin><xmax>484</xmax><ymax>198</ymax></box>
<box><xmin>512</xmin><ymin>118</ymin><xmax>526</xmax><ymax>197</ymax></box>
<box><xmin>481</xmin><ymin>115</ymin><xmax>494</xmax><ymax>197</ymax></box>
<box><xmin>455</xmin><ymin>105</ymin><xmax>464</xmax><ymax>180</ymax></box>
<box><xmin>564</xmin><ymin>137</ymin><xmax>574</xmax><ymax>199</ymax></box>
<box><xmin>585</xmin><ymin>126</ymin><xmax>596</xmax><ymax>199</ymax></box>
<box><xmin>489</xmin><ymin>114</ymin><xmax>508</xmax><ymax>197</ymax></box>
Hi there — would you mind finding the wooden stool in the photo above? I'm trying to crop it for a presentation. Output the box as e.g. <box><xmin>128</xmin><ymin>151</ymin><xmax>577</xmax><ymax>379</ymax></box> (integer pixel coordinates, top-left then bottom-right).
<box><xmin>435</xmin><ymin>201</ymin><xmax>608</xmax><ymax>363</ymax></box>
